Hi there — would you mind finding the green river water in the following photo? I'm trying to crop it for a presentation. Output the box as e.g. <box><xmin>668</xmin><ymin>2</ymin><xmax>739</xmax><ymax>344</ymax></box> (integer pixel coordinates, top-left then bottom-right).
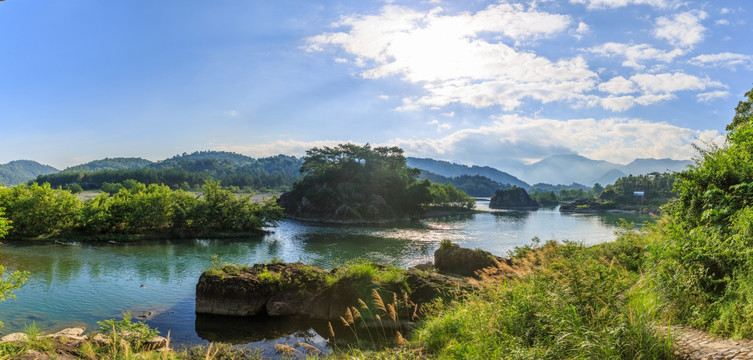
<box><xmin>0</xmin><ymin>200</ymin><xmax>653</xmax><ymax>356</ymax></box>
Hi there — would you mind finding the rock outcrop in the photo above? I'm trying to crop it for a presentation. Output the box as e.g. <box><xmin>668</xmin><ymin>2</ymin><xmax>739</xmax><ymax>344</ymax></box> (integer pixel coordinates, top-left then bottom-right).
<box><xmin>433</xmin><ymin>241</ymin><xmax>503</xmax><ymax>277</ymax></box>
<box><xmin>196</xmin><ymin>261</ymin><xmax>470</xmax><ymax>320</ymax></box>
<box><xmin>489</xmin><ymin>187</ymin><xmax>539</xmax><ymax>210</ymax></box>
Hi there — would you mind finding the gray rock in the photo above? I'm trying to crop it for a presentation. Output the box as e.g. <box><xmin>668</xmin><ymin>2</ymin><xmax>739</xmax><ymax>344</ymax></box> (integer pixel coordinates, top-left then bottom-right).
<box><xmin>1</xmin><ymin>332</ymin><xmax>28</xmax><ymax>342</ymax></box>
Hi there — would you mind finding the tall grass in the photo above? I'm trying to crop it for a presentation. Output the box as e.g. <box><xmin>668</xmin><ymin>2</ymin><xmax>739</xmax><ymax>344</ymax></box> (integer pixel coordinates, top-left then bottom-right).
<box><xmin>412</xmin><ymin>235</ymin><xmax>673</xmax><ymax>360</ymax></box>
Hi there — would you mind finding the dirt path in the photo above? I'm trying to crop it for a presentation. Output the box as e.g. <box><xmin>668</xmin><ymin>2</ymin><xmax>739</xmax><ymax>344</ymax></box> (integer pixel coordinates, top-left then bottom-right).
<box><xmin>660</xmin><ymin>326</ymin><xmax>753</xmax><ymax>359</ymax></box>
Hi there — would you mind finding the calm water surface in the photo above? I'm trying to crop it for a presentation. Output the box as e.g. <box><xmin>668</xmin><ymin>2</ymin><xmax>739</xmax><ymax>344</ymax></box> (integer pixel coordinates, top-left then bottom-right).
<box><xmin>0</xmin><ymin>201</ymin><xmax>652</xmax><ymax>355</ymax></box>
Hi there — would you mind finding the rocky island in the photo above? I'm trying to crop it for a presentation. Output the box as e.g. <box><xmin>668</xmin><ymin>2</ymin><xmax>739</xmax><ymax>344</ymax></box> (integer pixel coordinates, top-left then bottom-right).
<box><xmin>488</xmin><ymin>186</ymin><xmax>540</xmax><ymax>210</ymax></box>
<box><xmin>195</xmin><ymin>242</ymin><xmax>501</xmax><ymax>321</ymax></box>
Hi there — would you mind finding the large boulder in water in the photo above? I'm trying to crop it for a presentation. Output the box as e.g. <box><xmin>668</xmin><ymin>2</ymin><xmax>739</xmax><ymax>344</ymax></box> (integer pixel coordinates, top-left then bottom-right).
<box><xmin>489</xmin><ymin>187</ymin><xmax>539</xmax><ymax>210</ymax></box>
<box><xmin>433</xmin><ymin>241</ymin><xmax>501</xmax><ymax>277</ymax></box>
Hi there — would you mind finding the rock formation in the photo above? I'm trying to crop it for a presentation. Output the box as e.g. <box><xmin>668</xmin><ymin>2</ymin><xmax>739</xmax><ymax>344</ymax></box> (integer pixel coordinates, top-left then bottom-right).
<box><xmin>489</xmin><ymin>187</ymin><xmax>539</xmax><ymax>210</ymax></box>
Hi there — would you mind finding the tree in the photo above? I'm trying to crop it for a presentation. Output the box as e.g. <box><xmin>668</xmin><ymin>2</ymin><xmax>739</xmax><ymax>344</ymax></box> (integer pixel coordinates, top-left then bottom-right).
<box><xmin>0</xmin><ymin>207</ymin><xmax>29</xmax><ymax>326</ymax></box>
<box><xmin>726</xmin><ymin>87</ymin><xmax>753</xmax><ymax>131</ymax></box>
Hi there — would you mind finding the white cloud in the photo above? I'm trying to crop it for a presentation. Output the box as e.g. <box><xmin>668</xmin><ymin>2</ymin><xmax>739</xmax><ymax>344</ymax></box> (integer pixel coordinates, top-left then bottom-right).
<box><xmin>600</xmin><ymin>96</ymin><xmax>635</xmax><ymax>111</ymax></box>
<box><xmin>689</xmin><ymin>52</ymin><xmax>753</xmax><ymax>70</ymax></box>
<box><xmin>441</xmin><ymin>111</ymin><xmax>455</xmax><ymax>117</ymax></box>
<box><xmin>598</xmin><ymin>76</ymin><xmax>636</xmax><ymax>94</ymax></box>
<box><xmin>427</xmin><ymin>119</ymin><xmax>452</xmax><ymax>132</ymax></box>
<box><xmin>223</xmin><ymin>110</ymin><xmax>239</xmax><ymax>117</ymax></box>
<box><xmin>592</xmin><ymin>72</ymin><xmax>725</xmax><ymax>111</ymax></box>
<box><xmin>715</xmin><ymin>19</ymin><xmax>730</xmax><ymax>26</ymax></box>
<box><xmin>570</xmin><ymin>0</ymin><xmax>679</xmax><ymax>10</ymax></box>
<box><xmin>574</xmin><ymin>21</ymin><xmax>590</xmax><ymax>39</ymax></box>
<box><xmin>697</xmin><ymin>90</ymin><xmax>729</xmax><ymax>102</ymax></box>
<box><xmin>390</xmin><ymin>115</ymin><xmax>723</xmax><ymax>166</ymax></box>
<box><xmin>630</xmin><ymin>72</ymin><xmax>713</xmax><ymax>93</ymax></box>
<box><xmin>586</xmin><ymin>42</ymin><xmax>684</xmax><ymax>69</ymax></box>
<box><xmin>653</xmin><ymin>11</ymin><xmax>708</xmax><ymax>48</ymax></box>
<box><xmin>307</xmin><ymin>4</ymin><xmax>598</xmax><ymax>111</ymax></box>
<box><xmin>379</xmin><ymin>94</ymin><xmax>390</xmax><ymax>100</ymax></box>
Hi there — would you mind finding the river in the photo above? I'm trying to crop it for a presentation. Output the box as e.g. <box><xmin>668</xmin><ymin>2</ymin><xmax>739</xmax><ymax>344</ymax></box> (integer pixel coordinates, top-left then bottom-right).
<box><xmin>0</xmin><ymin>200</ymin><xmax>653</xmax><ymax>356</ymax></box>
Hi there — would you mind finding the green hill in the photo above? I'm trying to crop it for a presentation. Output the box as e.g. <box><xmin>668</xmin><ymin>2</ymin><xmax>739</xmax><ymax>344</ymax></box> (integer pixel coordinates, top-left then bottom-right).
<box><xmin>34</xmin><ymin>151</ymin><xmax>303</xmax><ymax>191</ymax></box>
<box><xmin>0</xmin><ymin>160</ymin><xmax>58</xmax><ymax>186</ymax></box>
<box><xmin>419</xmin><ymin>170</ymin><xmax>511</xmax><ymax>197</ymax></box>
<box><xmin>62</xmin><ymin>157</ymin><xmax>153</xmax><ymax>172</ymax></box>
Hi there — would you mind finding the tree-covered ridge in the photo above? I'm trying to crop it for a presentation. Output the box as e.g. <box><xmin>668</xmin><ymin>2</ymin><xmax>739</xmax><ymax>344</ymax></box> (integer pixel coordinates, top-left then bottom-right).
<box><xmin>155</xmin><ymin>150</ymin><xmax>257</xmax><ymax>168</ymax></box>
<box><xmin>407</xmin><ymin>157</ymin><xmax>529</xmax><ymax>188</ymax></box>
<box><xmin>280</xmin><ymin>144</ymin><xmax>474</xmax><ymax>223</ymax></box>
<box><xmin>419</xmin><ymin>170</ymin><xmax>512</xmax><ymax>197</ymax></box>
<box><xmin>62</xmin><ymin>157</ymin><xmax>154</xmax><ymax>172</ymax></box>
<box><xmin>598</xmin><ymin>172</ymin><xmax>676</xmax><ymax>206</ymax></box>
<box><xmin>0</xmin><ymin>160</ymin><xmax>58</xmax><ymax>186</ymax></box>
<box><xmin>0</xmin><ymin>180</ymin><xmax>282</xmax><ymax>239</ymax></box>
<box><xmin>34</xmin><ymin>152</ymin><xmax>304</xmax><ymax>192</ymax></box>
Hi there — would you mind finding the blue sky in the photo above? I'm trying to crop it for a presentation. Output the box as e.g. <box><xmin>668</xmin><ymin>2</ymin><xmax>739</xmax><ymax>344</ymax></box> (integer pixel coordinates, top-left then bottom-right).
<box><xmin>1</xmin><ymin>0</ymin><xmax>752</xmax><ymax>170</ymax></box>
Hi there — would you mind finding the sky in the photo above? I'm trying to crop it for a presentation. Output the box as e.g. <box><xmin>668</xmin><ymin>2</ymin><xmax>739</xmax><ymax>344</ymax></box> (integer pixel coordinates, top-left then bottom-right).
<box><xmin>1</xmin><ymin>0</ymin><xmax>752</xmax><ymax>170</ymax></box>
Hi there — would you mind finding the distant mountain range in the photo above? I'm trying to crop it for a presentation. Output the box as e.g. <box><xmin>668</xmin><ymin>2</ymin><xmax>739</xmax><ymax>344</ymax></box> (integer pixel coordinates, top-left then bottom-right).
<box><xmin>517</xmin><ymin>154</ymin><xmax>692</xmax><ymax>186</ymax></box>
<box><xmin>406</xmin><ymin>157</ymin><xmax>530</xmax><ymax>188</ymax></box>
<box><xmin>408</xmin><ymin>155</ymin><xmax>692</xmax><ymax>187</ymax></box>
<box><xmin>2</xmin><ymin>151</ymin><xmax>693</xmax><ymax>189</ymax></box>
<box><xmin>0</xmin><ymin>160</ymin><xmax>58</xmax><ymax>185</ymax></box>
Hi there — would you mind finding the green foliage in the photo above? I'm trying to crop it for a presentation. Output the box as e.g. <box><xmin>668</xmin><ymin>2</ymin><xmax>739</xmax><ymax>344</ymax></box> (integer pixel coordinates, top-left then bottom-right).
<box><xmin>22</xmin><ymin>321</ymin><xmax>42</xmax><ymax>342</ymax></box>
<box><xmin>643</xmin><ymin>88</ymin><xmax>753</xmax><ymax>338</ymax></box>
<box><xmin>178</xmin><ymin>343</ymin><xmax>263</xmax><ymax>360</ymax></box>
<box><xmin>427</xmin><ymin>182</ymin><xmax>475</xmax><ymax>209</ymax></box>
<box><xmin>557</xmin><ymin>188</ymin><xmax>591</xmax><ymax>202</ymax></box>
<box><xmin>0</xmin><ymin>208</ymin><xmax>29</xmax><ymax>328</ymax></box>
<box><xmin>726</xmin><ymin>87</ymin><xmax>753</xmax><ymax>131</ymax></box>
<box><xmin>0</xmin><ymin>183</ymin><xmax>81</xmax><ymax>237</ymax></box>
<box><xmin>330</xmin><ymin>259</ymin><xmax>407</xmax><ymax>290</ymax></box>
<box><xmin>35</xmin><ymin>152</ymin><xmax>303</xmax><ymax>192</ymax></box>
<box><xmin>420</xmin><ymin>171</ymin><xmax>511</xmax><ymax>197</ymax></box>
<box><xmin>415</xmin><ymin>241</ymin><xmax>671</xmax><ymax>360</ymax></box>
<box><xmin>287</xmin><ymin>144</ymin><xmax>471</xmax><ymax>219</ymax></box>
<box><xmin>62</xmin><ymin>157</ymin><xmax>153</xmax><ymax>172</ymax></box>
<box><xmin>97</xmin><ymin>312</ymin><xmax>160</xmax><ymax>339</ymax></box>
<box><xmin>599</xmin><ymin>173</ymin><xmax>677</xmax><ymax>206</ymax></box>
<box><xmin>97</xmin><ymin>312</ymin><xmax>162</xmax><ymax>354</ymax></box>
<box><xmin>529</xmin><ymin>191</ymin><xmax>558</xmax><ymax>206</ymax></box>
<box><xmin>0</xmin><ymin>180</ymin><xmax>282</xmax><ymax>238</ymax></box>
<box><xmin>0</xmin><ymin>207</ymin><xmax>9</xmax><ymax>239</ymax></box>
<box><xmin>0</xmin><ymin>160</ymin><xmax>58</xmax><ymax>186</ymax></box>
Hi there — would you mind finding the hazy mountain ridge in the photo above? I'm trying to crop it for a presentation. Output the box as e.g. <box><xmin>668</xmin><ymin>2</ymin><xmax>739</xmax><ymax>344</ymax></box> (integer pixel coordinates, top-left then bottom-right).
<box><xmin>0</xmin><ymin>160</ymin><xmax>59</xmax><ymax>186</ymax></box>
<box><xmin>516</xmin><ymin>154</ymin><xmax>693</xmax><ymax>185</ymax></box>
<box><xmin>4</xmin><ymin>152</ymin><xmax>692</xmax><ymax>189</ymax></box>
<box><xmin>407</xmin><ymin>157</ymin><xmax>530</xmax><ymax>188</ymax></box>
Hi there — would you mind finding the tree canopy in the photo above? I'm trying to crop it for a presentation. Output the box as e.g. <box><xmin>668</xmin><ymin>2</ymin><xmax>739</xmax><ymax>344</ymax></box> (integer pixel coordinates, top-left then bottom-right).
<box><xmin>281</xmin><ymin>144</ymin><xmax>473</xmax><ymax>222</ymax></box>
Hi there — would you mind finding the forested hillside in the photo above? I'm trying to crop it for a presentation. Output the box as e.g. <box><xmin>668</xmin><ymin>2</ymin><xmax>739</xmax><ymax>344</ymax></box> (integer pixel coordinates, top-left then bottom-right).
<box><xmin>34</xmin><ymin>151</ymin><xmax>303</xmax><ymax>191</ymax></box>
<box><xmin>0</xmin><ymin>160</ymin><xmax>58</xmax><ymax>186</ymax></box>
<box><xmin>62</xmin><ymin>157</ymin><xmax>153</xmax><ymax>172</ymax></box>
<box><xmin>419</xmin><ymin>171</ymin><xmax>511</xmax><ymax>197</ymax></box>
<box><xmin>407</xmin><ymin>157</ymin><xmax>529</xmax><ymax>188</ymax></box>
